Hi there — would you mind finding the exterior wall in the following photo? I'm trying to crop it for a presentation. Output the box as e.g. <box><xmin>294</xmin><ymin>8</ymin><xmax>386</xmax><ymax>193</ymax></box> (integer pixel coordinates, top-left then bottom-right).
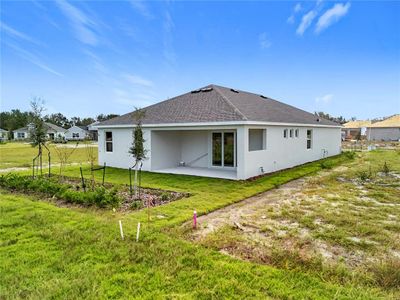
<box><xmin>180</xmin><ymin>131</ymin><xmax>208</xmax><ymax>168</ymax></box>
<box><xmin>65</xmin><ymin>126</ymin><xmax>89</xmax><ymax>140</ymax></box>
<box><xmin>236</xmin><ymin>125</ymin><xmax>341</xmax><ymax>179</ymax></box>
<box><xmin>98</xmin><ymin>128</ymin><xmax>151</xmax><ymax>170</ymax></box>
<box><xmin>98</xmin><ymin>124</ymin><xmax>341</xmax><ymax>180</ymax></box>
<box><xmin>367</xmin><ymin>127</ymin><xmax>400</xmax><ymax>141</ymax></box>
<box><xmin>150</xmin><ymin>131</ymin><xmax>181</xmax><ymax>170</ymax></box>
<box><xmin>13</xmin><ymin>130</ymin><xmax>29</xmax><ymax>140</ymax></box>
<box><xmin>150</xmin><ymin>130</ymin><xmax>209</xmax><ymax>169</ymax></box>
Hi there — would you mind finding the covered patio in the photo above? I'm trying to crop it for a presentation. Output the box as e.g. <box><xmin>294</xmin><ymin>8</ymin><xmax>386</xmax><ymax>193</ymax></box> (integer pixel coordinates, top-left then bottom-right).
<box><xmin>150</xmin><ymin>129</ymin><xmax>237</xmax><ymax>180</ymax></box>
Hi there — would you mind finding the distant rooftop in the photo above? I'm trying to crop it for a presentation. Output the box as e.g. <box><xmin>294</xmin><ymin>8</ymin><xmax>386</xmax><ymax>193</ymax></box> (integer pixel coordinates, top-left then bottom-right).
<box><xmin>343</xmin><ymin>120</ymin><xmax>372</xmax><ymax>129</ymax></box>
<box><xmin>368</xmin><ymin>114</ymin><xmax>400</xmax><ymax>128</ymax></box>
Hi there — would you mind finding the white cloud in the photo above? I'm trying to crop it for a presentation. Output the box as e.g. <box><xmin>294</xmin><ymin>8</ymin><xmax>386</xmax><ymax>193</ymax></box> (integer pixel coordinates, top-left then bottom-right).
<box><xmin>287</xmin><ymin>3</ymin><xmax>302</xmax><ymax>24</ymax></box>
<box><xmin>287</xmin><ymin>15</ymin><xmax>295</xmax><ymax>24</ymax></box>
<box><xmin>163</xmin><ymin>10</ymin><xmax>176</xmax><ymax>65</ymax></box>
<box><xmin>315</xmin><ymin>94</ymin><xmax>333</xmax><ymax>104</ymax></box>
<box><xmin>0</xmin><ymin>22</ymin><xmax>42</xmax><ymax>46</ymax></box>
<box><xmin>129</xmin><ymin>0</ymin><xmax>153</xmax><ymax>19</ymax></box>
<box><xmin>294</xmin><ymin>3</ymin><xmax>302</xmax><ymax>13</ymax></box>
<box><xmin>296</xmin><ymin>10</ymin><xmax>317</xmax><ymax>36</ymax></box>
<box><xmin>5</xmin><ymin>42</ymin><xmax>63</xmax><ymax>76</ymax></box>
<box><xmin>55</xmin><ymin>0</ymin><xmax>98</xmax><ymax>46</ymax></box>
<box><xmin>123</xmin><ymin>73</ymin><xmax>153</xmax><ymax>87</ymax></box>
<box><xmin>315</xmin><ymin>2</ymin><xmax>351</xmax><ymax>33</ymax></box>
<box><xmin>258</xmin><ymin>32</ymin><xmax>271</xmax><ymax>49</ymax></box>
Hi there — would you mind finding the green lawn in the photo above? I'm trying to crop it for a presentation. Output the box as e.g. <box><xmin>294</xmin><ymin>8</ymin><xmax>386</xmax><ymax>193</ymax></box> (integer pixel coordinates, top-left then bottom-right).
<box><xmin>0</xmin><ymin>141</ymin><xmax>97</xmax><ymax>170</ymax></box>
<box><xmin>0</xmin><ymin>145</ymin><xmax>397</xmax><ymax>299</ymax></box>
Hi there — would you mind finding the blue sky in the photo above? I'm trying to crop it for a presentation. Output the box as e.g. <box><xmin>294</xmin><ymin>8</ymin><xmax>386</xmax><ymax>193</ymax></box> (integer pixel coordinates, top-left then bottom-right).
<box><xmin>1</xmin><ymin>0</ymin><xmax>399</xmax><ymax>119</ymax></box>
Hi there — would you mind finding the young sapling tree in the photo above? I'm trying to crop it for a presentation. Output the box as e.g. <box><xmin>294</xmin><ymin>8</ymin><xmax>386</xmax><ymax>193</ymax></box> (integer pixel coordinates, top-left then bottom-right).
<box><xmin>29</xmin><ymin>97</ymin><xmax>49</xmax><ymax>176</ymax></box>
<box><xmin>54</xmin><ymin>142</ymin><xmax>79</xmax><ymax>181</ymax></box>
<box><xmin>128</xmin><ymin>108</ymin><xmax>147</xmax><ymax>199</ymax></box>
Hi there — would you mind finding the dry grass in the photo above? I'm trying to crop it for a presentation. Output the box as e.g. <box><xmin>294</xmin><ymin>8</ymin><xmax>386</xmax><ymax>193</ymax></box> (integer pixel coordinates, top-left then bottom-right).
<box><xmin>193</xmin><ymin>150</ymin><xmax>400</xmax><ymax>295</ymax></box>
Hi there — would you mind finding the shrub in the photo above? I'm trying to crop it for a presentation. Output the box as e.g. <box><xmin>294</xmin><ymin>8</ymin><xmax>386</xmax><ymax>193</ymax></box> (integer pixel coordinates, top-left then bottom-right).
<box><xmin>160</xmin><ymin>192</ymin><xmax>170</xmax><ymax>201</ymax></box>
<box><xmin>0</xmin><ymin>174</ymin><xmax>120</xmax><ymax>208</ymax></box>
<box><xmin>344</xmin><ymin>151</ymin><xmax>356</xmax><ymax>159</ymax></box>
<box><xmin>381</xmin><ymin>161</ymin><xmax>390</xmax><ymax>175</ymax></box>
<box><xmin>320</xmin><ymin>161</ymin><xmax>333</xmax><ymax>169</ymax></box>
<box><xmin>357</xmin><ymin>169</ymin><xmax>373</xmax><ymax>182</ymax></box>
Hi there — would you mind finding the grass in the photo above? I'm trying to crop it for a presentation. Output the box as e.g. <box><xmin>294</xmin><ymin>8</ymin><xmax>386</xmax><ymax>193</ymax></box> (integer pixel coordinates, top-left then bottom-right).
<box><xmin>196</xmin><ymin>150</ymin><xmax>400</xmax><ymax>296</ymax></box>
<box><xmin>0</xmin><ymin>142</ymin><xmax>397</xmax><ymax>299</ymax></box>
<box><xmin>0</xmin><ymin>141</ymin><xmax>97</xmax><ymax>169</ymax></box>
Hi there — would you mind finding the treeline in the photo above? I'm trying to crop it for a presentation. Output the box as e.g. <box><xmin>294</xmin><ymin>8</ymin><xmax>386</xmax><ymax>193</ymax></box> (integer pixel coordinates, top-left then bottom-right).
<box><xmin>0</xmin><ymin>109</ymin><xmax>120</xmax><ymax>132</ymax></box>
<box><xmin>315</xmin><ymin>112</ymin><xmax>350</xmax><ymax>124</ymax></box>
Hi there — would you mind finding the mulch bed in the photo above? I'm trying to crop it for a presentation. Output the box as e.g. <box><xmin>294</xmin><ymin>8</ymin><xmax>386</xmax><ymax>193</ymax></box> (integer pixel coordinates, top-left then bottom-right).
<box><xmin>54</xmin><ymin>175</ymin><xmax>190</xmax><ymax>211</ymax></box>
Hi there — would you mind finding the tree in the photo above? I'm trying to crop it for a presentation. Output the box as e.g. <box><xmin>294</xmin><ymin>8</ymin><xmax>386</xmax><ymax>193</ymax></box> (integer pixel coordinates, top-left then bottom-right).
<box><xmin>29</xmin><ymin>97</ymin><xmax>49</xmax><ymax>176</ymax></box>
<box><xmin>128</xmin><ymin>108</ymin><xmax>147</xmax><ymax>199</ymax></box>
<box><xmin>54</xmin><ymin>142</ymin><xmax>79</xmax><ymax>181</ymax></box>
<box><xmin>84</xmin><ymin>137</ymin><xmax>97</xmax><ymax>189</ymax></box>
<box><xmin>44</xmin><ymin>113</ymin><xmax>70</xmax><ymax>129</ymax></box>
<box><xmin>0</xmin><ymin>109</ymin><xmax>32</xmax><ymax>133</ymax></box>
<box><xmin>315</xmin><ymin>112</ymin><xmax>347</xmax><ymax>124</ymax></box>
<box><xmin>96</xmin><ymin>114</ymin><xmax>120</xmax><ymax>122</ymax></box>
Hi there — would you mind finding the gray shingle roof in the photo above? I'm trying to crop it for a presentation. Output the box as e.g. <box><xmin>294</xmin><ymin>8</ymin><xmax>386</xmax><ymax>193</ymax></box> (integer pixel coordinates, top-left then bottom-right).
<box><xmin>98</xmin><ymin>84</ymin><xmax>338</xmax><ymax>127</ymax></box>
<box><xmin>44</xmin><ymin>122</ymin><xmax>67</xmax><ymax>133</ymax></box>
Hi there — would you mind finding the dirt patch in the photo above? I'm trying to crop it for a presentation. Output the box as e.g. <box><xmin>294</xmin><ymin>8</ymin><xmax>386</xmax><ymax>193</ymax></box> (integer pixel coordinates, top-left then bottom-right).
<box><xmin>187</xmin><ymin>161</ymin><xmax>400</xmax><ymax>276</ymax></box>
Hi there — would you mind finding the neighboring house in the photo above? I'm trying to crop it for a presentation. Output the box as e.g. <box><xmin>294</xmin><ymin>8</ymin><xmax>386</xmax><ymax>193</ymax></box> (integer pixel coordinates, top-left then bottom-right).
<box><xmin>13</xmin><ymin>126</ymin><xmax>30</xmax><ymax>140</ymax></box>
<box><xmin>65</xmin><ymin>125</ymin><xmax>90</xmax><ymax>141</ymax></box>
<box><xmin>366</xmin><ymin>114</ymin><xmax>400</xmax><ymax>141</ymax></box>
<box><xmin>342</xmin><ymin>120</ymin><xmax>371</xmax><ymax>140</ymax></box>
<box><xmin>87</xmin><ymin>121</ymin><xmax>99</xmax><ymax>141</ymax></box>
<box><xmin>13</xmin><ymin>122</ymin><xmax>66</xmax><ymax>141</ymax></box>
<box><xmin>0</xmin><ymin>128</ymin><xmax>9</xmax><ymax>141</ymax></box>
<box><xmin>96</xmin><ymin>84</ymin><xmax>341</xmax><ymax>180</ymax></box>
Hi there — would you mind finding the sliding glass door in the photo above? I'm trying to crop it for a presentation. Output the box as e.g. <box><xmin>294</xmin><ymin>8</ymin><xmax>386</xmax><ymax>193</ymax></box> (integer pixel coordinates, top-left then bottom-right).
<box><xmin>212</xmin><ymin>131</ymin><xmax>235</xmax><ymax>167</ymax></box>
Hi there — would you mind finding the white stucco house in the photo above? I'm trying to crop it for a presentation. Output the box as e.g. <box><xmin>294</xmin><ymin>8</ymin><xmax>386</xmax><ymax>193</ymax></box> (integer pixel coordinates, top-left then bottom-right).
<box><xmin>96</xmin><ymin>84</ymin><xmax>341</xmax><ymax>180</ymax></box>
<box><xmin>0</xmin><ymin>128</ymin><xmax>8</xmax><ymax>141</ymax></box>
<box><xmin>366</xmin><ymin>115</ymin><xmax>400</xmax><ymax>141</ymax></box>
<box><xmin>65</xmin><ymin>125</ymin><xmax>90</xmax><ymax>141</ymax></box>
<box><xmin>13</xmin><ymin>122</ymin><xmax>66</xmax><ymax>140</ymax></box>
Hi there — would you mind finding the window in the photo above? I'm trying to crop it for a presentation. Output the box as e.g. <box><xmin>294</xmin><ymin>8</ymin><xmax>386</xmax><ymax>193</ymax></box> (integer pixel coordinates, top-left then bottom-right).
<box><xmin>283</xmin><ymin>129</ymin><xmax>288</xmax><ymax>138</ymax></box>
<box><xmin>249</xmin><ymin>129</ymin><xmax>266</xmax><ymax>151</ymax></box>
<box><xmin>289</xmin><ymin>129</ymin><xmax>294</xmax><ymax>138</ymax></box>
<box><xmin>212</xmin><ymin>132</ymin><xmax>236</xmax><ymax>167</ymax></box>
<box><xmin>295</xmin><ymin>129</ymin><xmax>299</xmax><ymax>138</ymax></box>
<box><xmin>105</xmin><ymin>131</ymin><xmax>113</xmax><ymax>152</ymax></box>
<box><xmin>72</xmin><ymin>133</ymin><xmax>80</xmax><ymax>138</ymax></box>
<box><xmin>306</xmin><ymin>129</ymin><xmax>312</xmax><ymax>149</ymax></box>
<box><xmin>17</xmin><ymin>132</ymin><xmax>25</xmax><ymax>139</ymax></box>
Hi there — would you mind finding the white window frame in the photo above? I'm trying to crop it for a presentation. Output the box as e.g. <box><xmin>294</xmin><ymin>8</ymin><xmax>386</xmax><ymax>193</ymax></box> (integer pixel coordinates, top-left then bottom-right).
<box><xmin>306</xmin><ymin>129</ymin><xmax>313</xmax><ymax>149</ymax></box>
<box><xmin>17</xmin><ymin>132</ymin><xmax>25</xmax><ymax>139</ymax></box>
<box><xmin>283</xmin><ymin>129</ymin><xmax>288</xmax><ymax>138</ymax></box>
<box><xmin>295</xmin><ymin>129</ymin><xmax>299</xmax><ymax>138</ymax></box>
<box><xmin>248</xmin><ymin>128</ymin><xmax>267</xmax><ymax>152</ymax></box>
<box><xmin>105</xmin><ymin>131</ymin><xmax>113</xmax><ymax>152</ymax></box>
<box><xmin>289</xmin><ymin>129</ymin><xmax>294</xmax><ymax>138</ymax></box>
<box><xmin>209</xmin><ymin>131</ymin><xmax>236</xmax><ymax>169</ymax></box>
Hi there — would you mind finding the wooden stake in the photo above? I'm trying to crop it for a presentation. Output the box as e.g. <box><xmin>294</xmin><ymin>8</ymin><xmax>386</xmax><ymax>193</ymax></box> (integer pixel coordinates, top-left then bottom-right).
<box><xmin>119</xmin><ymin>220</ymin><xmax>124</xmax><ymax>240</ymax></box>
<box><xmin>193</xmin><ymin>210</ymin><xmax>197</xmax><ymax>229</ymax></box>
<box><xmin>136</xmin><ymin>222</ymin><xmax>141</xmax><ymax>242</ymax></box>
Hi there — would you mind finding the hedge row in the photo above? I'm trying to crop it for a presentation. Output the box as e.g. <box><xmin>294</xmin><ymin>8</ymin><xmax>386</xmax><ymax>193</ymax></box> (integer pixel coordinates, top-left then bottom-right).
<box><xmin>0</xmin><ymin>173</ymin><xmax>120</xmax><ymax>208</ymax></box>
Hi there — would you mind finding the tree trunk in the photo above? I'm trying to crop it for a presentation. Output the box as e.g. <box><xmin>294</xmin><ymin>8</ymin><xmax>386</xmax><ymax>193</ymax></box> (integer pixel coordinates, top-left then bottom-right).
<box><xmin>39</xmin><ymin>145</ymin><xmax>43</xmax><ymax>176</ymax></box>
<box><xmin>133</xmin><ymin>162</ymin><xmax>139</xmax><ymax>198</ymax></box>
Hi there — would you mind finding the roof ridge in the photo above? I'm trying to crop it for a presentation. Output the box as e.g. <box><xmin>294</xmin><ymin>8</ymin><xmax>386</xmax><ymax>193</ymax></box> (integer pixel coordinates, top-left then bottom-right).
<box><xmin>212</xmin><ymin>85</ymin><xmax>248</xmax><ymax>121</ymax></box>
